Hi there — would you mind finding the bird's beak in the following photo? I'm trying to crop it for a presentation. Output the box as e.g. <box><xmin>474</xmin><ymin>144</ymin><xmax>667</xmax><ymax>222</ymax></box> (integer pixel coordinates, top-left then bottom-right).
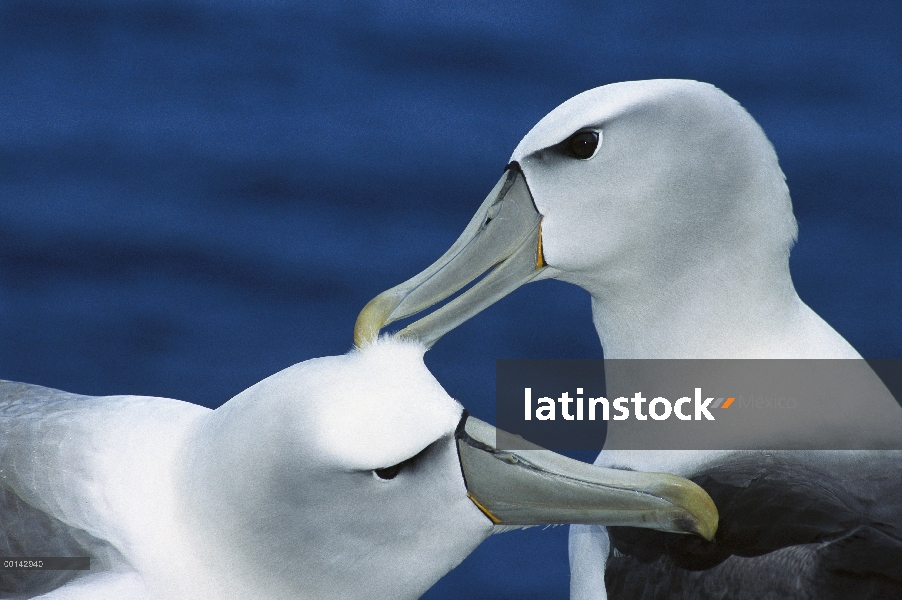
<box><xmin>456</xmin><ymin>413</ymin><xmax>718</xmax><ymax>540</ymax></box>
<box><xmin>355</xmin><ymin>163</ymin><xmax>545</xmax><ymax>348</ymax></box>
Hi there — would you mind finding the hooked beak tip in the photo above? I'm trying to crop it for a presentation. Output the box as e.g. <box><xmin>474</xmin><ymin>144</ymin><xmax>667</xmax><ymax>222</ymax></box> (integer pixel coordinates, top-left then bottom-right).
<box><xmin>682</xmin><ymin>509</ymin><xmax>719</xmax><ymax>541</ymax></box>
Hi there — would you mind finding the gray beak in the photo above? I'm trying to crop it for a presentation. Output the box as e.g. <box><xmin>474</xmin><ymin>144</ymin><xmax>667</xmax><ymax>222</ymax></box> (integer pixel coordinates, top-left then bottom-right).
<box><xmin>456</xmin><ymin>413</ymin><xmax>718</xmax><ymax>539</ymax></box>
<box><xmin>355</xmin><ymin>164</ymin><xmax>545</xmax><ymax>348</ymax></box>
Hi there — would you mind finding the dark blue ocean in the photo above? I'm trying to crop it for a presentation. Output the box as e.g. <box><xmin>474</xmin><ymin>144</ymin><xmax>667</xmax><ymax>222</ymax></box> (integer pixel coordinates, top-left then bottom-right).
<box><xmin>1</xmin><ymin>1</ymin><xmax>899</xmax><ymax>597</ymax></box>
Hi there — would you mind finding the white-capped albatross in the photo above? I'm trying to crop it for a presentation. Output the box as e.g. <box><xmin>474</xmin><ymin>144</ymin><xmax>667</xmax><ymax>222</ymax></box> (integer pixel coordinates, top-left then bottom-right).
<box><xmin>354</xmin><ymin>79</ymin><xmax>902</xmax><ymax>598</ymax></box>
<box><xmin>0</xmin><ymin>337</ymin><xmax>717</xmax><ymax>599</ymax></box>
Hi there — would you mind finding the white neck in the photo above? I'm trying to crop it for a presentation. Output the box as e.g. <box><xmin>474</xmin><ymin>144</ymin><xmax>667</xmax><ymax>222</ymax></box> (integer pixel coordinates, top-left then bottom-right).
<box><xmin>578</xmin><ymin>252</ymin><xmax>902</xmax><ymax>451</ymax></box>
<box><xmin>582</xmin><ymin>253</ymin><xmax>860</xmax><ymax>360</ymax></box>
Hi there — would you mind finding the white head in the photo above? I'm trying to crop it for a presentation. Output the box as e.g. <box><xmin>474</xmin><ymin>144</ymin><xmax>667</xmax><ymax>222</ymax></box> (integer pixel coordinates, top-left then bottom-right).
<box><xmin>180</xmin><ymin>338</ymin><xmax>491</xmax><ymax>600</ymax></box>
<box><xmin>512</xmin><ymin>79</ymin><xmax>797</xmax><ymax>294</ymax></box>
<box><xmin>355</xmin><ymin>80</ymin><xmax>818</xmax><ymax>357</ymax></box>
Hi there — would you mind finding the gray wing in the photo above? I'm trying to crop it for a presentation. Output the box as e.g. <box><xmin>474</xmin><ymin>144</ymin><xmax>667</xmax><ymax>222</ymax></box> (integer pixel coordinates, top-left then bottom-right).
<box><xmin>0</xmin><ymin>485</ymin><xmax>125</xmax><ymax>598</ymax></box>
<box><xmin>0</xmin><ymin>381</ymin><xmax>132</xmax><ymax>598</ymax></box>
<box><xmin>604</xmin><ymin>451</ymin><xmax>902</xmax><ymax>599</ymax></box>
<box><xmin>0</xmin><ymin>380</ymin><xmax>205</xmax><ymax>599</ymax></box>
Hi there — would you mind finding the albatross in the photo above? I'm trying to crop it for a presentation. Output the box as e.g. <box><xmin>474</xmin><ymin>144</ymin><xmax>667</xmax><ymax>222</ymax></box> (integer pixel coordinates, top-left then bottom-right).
<box><xmin>354</xmin><ymin>79</ymin><xmax>902</xmax><ymax>598</ymax></box>
<box><xmin>0</xmin><ymin>337</ymin><xmax>717</xmax><ymax>599</ymax></box>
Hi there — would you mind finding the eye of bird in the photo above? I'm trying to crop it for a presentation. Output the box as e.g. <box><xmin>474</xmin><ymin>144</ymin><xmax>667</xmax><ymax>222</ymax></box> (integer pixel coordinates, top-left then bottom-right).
<box><xmin>564</xmin><ymin>130</ymin><xmax>600</xmax><ymax>159</ymax></box>
<box><xmin>372</xmin><ymin>443</ymin><xmax>433</xmax><ymax>480</ymax></box>
<box><xmin>374</xmin><ymin>463</ymin><xmax>402</xmax><ymax>480</ymax></box>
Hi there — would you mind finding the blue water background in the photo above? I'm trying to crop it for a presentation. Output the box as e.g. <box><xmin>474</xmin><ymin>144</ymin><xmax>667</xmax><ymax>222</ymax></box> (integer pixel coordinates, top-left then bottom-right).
<box><xmin>0</xmin><ymin>1</ymin><xmax>899</xmax><ymax>598</ymax></box>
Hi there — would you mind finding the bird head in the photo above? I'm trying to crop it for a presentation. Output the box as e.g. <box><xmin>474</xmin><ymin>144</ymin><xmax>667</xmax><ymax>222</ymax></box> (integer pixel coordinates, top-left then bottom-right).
<box><xmin>354</xmin><ymin>80</ymin><xmax>797</xmax><ymax>349</ymax></box>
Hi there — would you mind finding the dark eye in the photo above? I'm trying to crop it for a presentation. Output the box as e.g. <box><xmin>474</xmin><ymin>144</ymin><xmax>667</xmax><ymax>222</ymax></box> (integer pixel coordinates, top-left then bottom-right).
<box><xmin>373</xmin><ymin>442</ymin><xmax>437</xmax><ymax>481</ymax></box>
<box><xmin>564</xmin><ymin>130</ymin><xmax>599</xmax><ymax>159</ymax></box>
<box><xmin>374</xmin><ymin>464</ymin><xmax>402</xmax><ymax>480</ymax></box>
